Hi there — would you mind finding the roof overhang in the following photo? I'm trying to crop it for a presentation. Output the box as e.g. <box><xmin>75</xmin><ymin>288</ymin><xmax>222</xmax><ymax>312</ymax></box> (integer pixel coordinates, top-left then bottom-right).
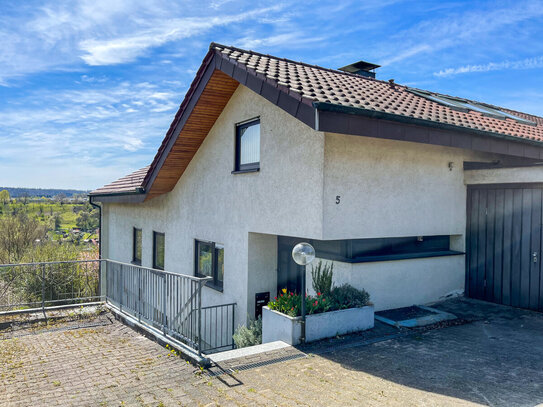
<box><xmin>95</xmin><ymin>44</ymin><xmax>543</xmax><ymax>204</ymax></box>
<box><xmin>314</xmin><ymin>102</ymin><xmax>543</xmax><ymax>161</ymax></box>
<box><xmin>140</xmin><ymin>47</ymin><xmax>316</xmax><ymax>201</ymax></box>
<box><xmin>90</xmin><ymin>190</ymin><xmax>147</xmax><ymax>204</ymax></box>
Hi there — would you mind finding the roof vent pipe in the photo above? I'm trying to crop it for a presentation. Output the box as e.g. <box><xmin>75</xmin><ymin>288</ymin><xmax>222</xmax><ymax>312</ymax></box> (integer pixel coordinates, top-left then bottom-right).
<box><xmin>338</xmin><ymin>60</ymin><xmax>381</xmax><ymax>78</ymax></box>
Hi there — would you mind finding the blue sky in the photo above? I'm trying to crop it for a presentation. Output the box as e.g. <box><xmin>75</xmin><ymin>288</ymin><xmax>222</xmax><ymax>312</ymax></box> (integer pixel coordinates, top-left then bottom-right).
<box><xmin>1</xmin><ymin>0</ymin><xmax>543</xmax><ymax>190</ymax></box>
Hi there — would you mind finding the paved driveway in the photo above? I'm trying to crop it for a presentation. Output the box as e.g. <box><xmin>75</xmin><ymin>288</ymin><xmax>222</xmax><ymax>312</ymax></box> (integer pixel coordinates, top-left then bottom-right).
<box><xmin>1</xmin><ymin>298</ymin><xmax>542</xmax><ymax>406</ymax></box>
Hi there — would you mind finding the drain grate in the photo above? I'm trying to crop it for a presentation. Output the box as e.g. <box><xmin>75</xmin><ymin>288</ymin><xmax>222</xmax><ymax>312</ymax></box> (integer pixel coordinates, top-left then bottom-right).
<box><xmin>205</xmin><ymin>352</ymin><xmax>307</xmax><ymax>377</ymax></box>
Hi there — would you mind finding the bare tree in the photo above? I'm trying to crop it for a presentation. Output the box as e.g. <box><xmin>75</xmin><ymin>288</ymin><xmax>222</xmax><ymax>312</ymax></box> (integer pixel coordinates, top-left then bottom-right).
<box><xmin>0</xmin><ymin>213</ymin><xmax>46</xmax><ymax>263</ymax></box>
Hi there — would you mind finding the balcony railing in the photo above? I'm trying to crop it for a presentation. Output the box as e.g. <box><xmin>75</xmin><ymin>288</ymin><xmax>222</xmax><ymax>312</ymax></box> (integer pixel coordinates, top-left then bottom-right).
<box><xmin>0</xmin><ymin>259</ymin><xmax>102</xmax><ymax>314</ymax></box>
<box><xmin>0</xmin><ymin>259</ymin><xmax>236</xmax><ymax>355</ymax></box>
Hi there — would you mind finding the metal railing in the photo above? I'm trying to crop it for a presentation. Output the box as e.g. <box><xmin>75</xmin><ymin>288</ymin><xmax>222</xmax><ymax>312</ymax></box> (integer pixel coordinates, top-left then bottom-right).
<box><xmin>0</xmin><ymin>260</ymin><xmax>102</xmax><ymax>314</ymax></box>
<box><xmin>201</xmin><ymin>303</ymin><xmax>236</xmax><ymax>353</ymax></box>
<box><xmin>104</xmin><ymin>260</ymin><xmax>235</xmax><ymax>354</ymax></box>
<box><xmin>0</xmin><ymin>259</ymin><xmax>236</xmax><ymax>355</ymax></box>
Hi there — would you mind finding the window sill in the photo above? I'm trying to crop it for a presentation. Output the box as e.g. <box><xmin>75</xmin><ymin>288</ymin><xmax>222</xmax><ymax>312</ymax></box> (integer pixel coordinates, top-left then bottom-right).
<box><xmin>231</xmin><ymin>168</ymin><xmax>260</xmax><ymax>174</ymax></box>
<box><xmin>345</xmin><ymin>250</ymin><xmax>465</xmax><ymax>264</ymax></box>
<box><xmin>131</xmin><ymin>260</ymin><xmax>142</xmax><ymax>266</ymax></box>
<box><xmin>317</xmin><ymin>250</ymin><xmax>464</xmax><ymax>264</ymax></box>
<box><xmin>205</xmin><ymin>281</ymin><xmax>224</xmax><ymax>292</ymax></box>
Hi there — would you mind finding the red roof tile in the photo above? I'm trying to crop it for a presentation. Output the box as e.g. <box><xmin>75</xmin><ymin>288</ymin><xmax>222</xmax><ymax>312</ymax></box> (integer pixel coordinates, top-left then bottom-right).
<box><xmin>92</xmin><ymin>43</ymin><xmax>543</xmax><ymax>196</ymax></box>
<box><xmin>212</xmin><ymin>43</ymin><xmax>543</xmax><ymax>143</ymax></box>
<box><xmin>90</xmin><ymin>166</ymin><xmax>149</xmax><ymax>195</ymax></box>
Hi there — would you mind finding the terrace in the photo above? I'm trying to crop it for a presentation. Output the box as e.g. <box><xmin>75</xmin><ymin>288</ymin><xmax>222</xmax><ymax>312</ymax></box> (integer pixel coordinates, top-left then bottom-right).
<box><xmin>0</xmin><ymin>259</ymin><xmax>236</xmax><ymax>361</ymax></box>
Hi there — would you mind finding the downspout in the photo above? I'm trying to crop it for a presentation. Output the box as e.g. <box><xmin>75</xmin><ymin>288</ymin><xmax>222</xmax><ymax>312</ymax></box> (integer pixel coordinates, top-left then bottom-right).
<box><xmin>89</xmin><ymin>196</ymin><xmax>103</xmax><ymax>298</ymax></box>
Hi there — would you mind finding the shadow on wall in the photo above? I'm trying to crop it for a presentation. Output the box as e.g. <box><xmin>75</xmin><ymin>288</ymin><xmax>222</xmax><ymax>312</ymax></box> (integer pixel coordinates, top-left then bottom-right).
<box><xmin>312</xmin><ymin>298</ymin><xmax>543</xmax><ymax>406</ymax></box>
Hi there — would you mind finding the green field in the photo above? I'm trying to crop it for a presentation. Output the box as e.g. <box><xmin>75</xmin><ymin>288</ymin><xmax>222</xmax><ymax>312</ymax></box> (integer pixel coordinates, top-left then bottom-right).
<box><xmin>0</xmin><ymin>198</ymin><xmax>99</xmax><ymax>241</ymax></box>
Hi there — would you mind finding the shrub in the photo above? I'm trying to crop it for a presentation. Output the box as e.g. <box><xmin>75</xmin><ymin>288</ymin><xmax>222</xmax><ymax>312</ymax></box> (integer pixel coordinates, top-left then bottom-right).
<box><xmin>329</xmin><ymin>284</ymin><xmax>370</xmax><ymax>310</ymax></box>
<box><xmin>233</xmin><ymin>316</ymin><xmax>262</xmax><ymax>348</ymax></box>
<box><xmin>311</xmin><ymin>260</ymin><xmax>333</xmax><ymax>295</ymax></box>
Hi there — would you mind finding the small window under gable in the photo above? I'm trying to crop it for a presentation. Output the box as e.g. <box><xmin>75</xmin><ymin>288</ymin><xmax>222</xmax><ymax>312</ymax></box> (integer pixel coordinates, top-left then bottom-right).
<box><xmin>234</xmin><ymin>118</ymin><xmax>260</xmax><ymax>172</ymax></box>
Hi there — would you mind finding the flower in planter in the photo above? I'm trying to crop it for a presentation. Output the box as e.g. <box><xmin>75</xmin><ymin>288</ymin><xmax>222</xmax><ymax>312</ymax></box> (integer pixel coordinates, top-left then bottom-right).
<box><xmin>267</xmin><ymin>285</ymin><xmax>371</xmax><ymax>317</ymax></box>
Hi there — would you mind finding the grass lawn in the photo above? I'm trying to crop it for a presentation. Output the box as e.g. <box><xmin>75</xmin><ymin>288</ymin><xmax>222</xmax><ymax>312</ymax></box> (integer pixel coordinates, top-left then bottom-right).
<box><xmin>0</xmin><ymin>201</ymin><xmax>85</xmax><ymax>230</ymax></box>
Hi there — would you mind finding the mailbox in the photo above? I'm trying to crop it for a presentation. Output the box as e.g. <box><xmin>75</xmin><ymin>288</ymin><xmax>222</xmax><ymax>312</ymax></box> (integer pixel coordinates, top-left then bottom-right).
<box><xmin>255</xmin><ymin>291</ymin><xmax>270</xmax><ymax>319</ymax></box>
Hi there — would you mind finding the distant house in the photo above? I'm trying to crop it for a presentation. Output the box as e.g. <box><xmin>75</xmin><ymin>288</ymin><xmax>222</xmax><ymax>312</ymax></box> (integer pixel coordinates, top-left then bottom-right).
<box><xmin>90</xmin><ymin>43</ymin><xmax>543</xmax><ymax>327</ymax></box>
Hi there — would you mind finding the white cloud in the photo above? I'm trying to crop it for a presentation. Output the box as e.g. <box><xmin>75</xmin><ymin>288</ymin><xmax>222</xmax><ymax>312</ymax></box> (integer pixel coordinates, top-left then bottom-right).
<box><xmin>434</xmin><ymin>56</ymin><xmax>543</xmax><ymax>77</ymax></box>
<box><xmin>79</xmin><ymin>7</ymin><xmax>284</xmax><ymax>66</ymax></box>
<box><xmin>236</xmin><ymin>32</ymin><xmax>326</xmax><ymax>50</ymax></box>
<box><xmin>0</xmin><ymin>78</ymin><xmax>183</xmax><ymax>188</ymax></box>
<box><xmin>0</xmin><ymin>1</ymin><xmax>284</xmax><ymax>81</ymax></box>
<box><xmin>380</xmin><ymin>0</ymin><xmax>543</xmax><ymax>65</ymax></box>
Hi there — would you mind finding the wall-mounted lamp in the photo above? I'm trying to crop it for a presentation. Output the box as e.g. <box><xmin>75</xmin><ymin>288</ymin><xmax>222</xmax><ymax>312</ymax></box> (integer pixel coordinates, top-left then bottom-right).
<box><xmin>448</xmin><ymin>162</ymin><xmax>454</xmax><ymax>171</ymax></box>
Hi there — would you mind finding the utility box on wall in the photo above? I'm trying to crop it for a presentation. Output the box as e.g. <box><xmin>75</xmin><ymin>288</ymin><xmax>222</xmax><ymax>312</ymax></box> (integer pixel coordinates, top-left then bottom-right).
<box><xmin>255</xmin><ymin>291</ymin><xmax>270</xmax><ymax>319</ymax></box>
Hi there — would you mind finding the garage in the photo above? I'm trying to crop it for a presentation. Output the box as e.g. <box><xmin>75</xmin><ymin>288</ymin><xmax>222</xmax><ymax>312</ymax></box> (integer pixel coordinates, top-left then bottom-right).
<box><xmin>466</xmin><ymin>183</ymin><xmax>543</xmax><ymax>311</ymax></box>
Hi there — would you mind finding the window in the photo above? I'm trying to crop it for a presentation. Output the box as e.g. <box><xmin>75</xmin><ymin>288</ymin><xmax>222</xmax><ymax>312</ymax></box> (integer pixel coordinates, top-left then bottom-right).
<box><xmin>234</xmin><ymin>119</ymin><xmax>260</xmax><ymax>172</ymax></box>
<box><xmin>195</xmin><ymin>240</ymin><xmax>224</xmax><ymax>291</ymax></box>
<box><xmin>153</xmin><ymin>232</ymin><xmax>165</xmax><ymax>270</ymax></box>
<box><xmin>132</xmin><ymin>228</ymin><xmax>142</xmax><ymax>265</ymax></box>
<box><xmin>279</xmin><ymin>235</ymin><xmax>461</xmax><ymax>264</ymax></box>
<box><xmin>409</xmin><ymin>89</ymin><xmax>536</xmax><ymax>126</ymax></box>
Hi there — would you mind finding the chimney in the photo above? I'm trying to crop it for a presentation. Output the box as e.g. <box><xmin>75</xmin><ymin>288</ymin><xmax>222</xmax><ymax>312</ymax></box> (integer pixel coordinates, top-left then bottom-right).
<box><xmin>338</xmin><ymin>60</ymin><xmax>381</xmax><ymax>78</ymax></box>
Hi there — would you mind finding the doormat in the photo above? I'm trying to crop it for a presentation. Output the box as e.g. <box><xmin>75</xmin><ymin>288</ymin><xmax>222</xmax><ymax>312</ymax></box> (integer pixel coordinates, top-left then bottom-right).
<box><xmin>375</xmin><ymin>305</ymin><xmax>456</xmax><ymax>328</ymax></box>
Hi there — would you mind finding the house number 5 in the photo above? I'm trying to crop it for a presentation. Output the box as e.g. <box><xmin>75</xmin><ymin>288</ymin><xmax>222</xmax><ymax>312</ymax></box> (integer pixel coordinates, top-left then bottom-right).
<box><xmin>336</xmin><ymin>196</ymin><xmax>341</xmax><ymax>204</ymax></box>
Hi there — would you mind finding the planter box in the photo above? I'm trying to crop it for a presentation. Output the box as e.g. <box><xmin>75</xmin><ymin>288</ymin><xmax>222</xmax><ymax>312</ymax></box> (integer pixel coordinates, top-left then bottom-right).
<box><xmin>262</xmin><ymin>305</ymin><xmax>374</xmax><ymax>345</ymax></box>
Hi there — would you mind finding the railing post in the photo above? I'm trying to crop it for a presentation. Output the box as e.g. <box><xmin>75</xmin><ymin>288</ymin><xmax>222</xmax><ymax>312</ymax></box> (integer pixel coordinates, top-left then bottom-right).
<box><xmin>41</xmin><ymin>264</ymin><xmax>46</xmax><ymax>320</ymax></box>
<box><xmin>102</xmin><ymin>260</ymin><xmax>107</xmax><ymax>301</ymax></box>
<box><xmin>119</xmin><ymin>263</ymin><xmax>123</xmax><ymax>312</ymax></box>
<box><xmin>138</xmin><ymin>267</ymin><xmax>141</xmax><ymax>322</ymax></box>
<box><xmin>198</xmin><ymin>281</ymin><xmax>203</xmax><ymax>356</ymax></box>
<box><xmin>232</xmin><ymin>304</ymin><xmax>235</xmax><ymax>349</ymax></box>
<box><xmin>162</xmin><ymin>275</ymin><xmax>167</xmax><ymax>335</ymax></box>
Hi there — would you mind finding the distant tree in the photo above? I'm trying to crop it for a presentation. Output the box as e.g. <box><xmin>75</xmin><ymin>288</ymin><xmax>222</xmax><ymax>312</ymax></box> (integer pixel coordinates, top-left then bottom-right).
<box><xmin>0</xmin><ymin>213</ymin><xmax>46</xmax><ymax>263</ymax></box>
<box><xmin>21</xmin><ymin>192</ymin><xmax>29</xmax><ymax>205</ymax></box>
<box><xmin>75</xmin><ymin>210</ymin><xmax>99</xmax><ymax>231</ymax></box>
<box><xmin>54</xmin><ymin>193</ymin><xmax>67</xmax><ymax>205</ymax></box>
<box><xmin>0</xmin><ymin>189</ymin><xmax>9</xmax><ymax>205</ymax></box>
<box><xmin>52</xmin><ymin>213</ymin><xmax>62</xmax><ymax>230</ymax></box>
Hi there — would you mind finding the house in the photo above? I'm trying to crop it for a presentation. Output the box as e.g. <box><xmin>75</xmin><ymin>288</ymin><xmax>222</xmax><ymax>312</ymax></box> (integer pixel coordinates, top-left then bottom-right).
<box><xmin>90</xmin><ymin>43</ymin><xmax>543</xmax><ymax>331</ymax></box>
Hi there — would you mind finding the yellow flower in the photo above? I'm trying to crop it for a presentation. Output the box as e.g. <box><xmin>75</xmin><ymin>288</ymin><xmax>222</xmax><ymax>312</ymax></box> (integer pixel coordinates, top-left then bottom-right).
<box><xmin>282</xmin><ymin>288</ymin><xmax>287</xmax><ymax>294</ymax></box>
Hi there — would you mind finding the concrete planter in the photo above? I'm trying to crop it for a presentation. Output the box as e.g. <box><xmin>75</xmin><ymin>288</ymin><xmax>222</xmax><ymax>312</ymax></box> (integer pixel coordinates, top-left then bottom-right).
<box><xmin>262</xmin><ymin>305</ymin><xmax>374</xmax><ymax>345</ymax></box>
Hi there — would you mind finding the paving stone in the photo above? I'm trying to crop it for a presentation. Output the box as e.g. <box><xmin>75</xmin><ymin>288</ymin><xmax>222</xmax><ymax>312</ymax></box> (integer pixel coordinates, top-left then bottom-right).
<box><xmin>2</xmin><ymin>300</ymin><xmax>543</xmax><ymax>406</ymax></box>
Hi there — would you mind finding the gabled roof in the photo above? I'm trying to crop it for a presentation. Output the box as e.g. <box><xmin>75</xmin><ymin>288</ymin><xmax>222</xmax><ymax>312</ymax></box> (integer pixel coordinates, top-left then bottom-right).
<box><xmin>90</xmin><ymin>166</ymin><xmax>148</xmax><ymax>196</ymax></box>
<box><xmin>90</xmin><ymin>42</ymin><xmax>543</xmax><ymax>201</ymax></box>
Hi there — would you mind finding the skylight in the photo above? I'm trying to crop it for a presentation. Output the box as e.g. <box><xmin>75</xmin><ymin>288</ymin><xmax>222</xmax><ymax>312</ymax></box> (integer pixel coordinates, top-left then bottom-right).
<box><xmin>409</xmin><ymin>89</ymin><xmax>536</xmax><ymax>126</ymax></box>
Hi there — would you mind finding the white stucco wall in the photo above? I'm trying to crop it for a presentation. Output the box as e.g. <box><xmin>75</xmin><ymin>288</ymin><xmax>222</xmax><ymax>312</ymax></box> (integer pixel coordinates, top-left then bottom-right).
<box><xmin>306</xmin><ymin>257</ymin><xmax>464</xmax><ymax>311</ymax></box>
<box><xmin>102</xmin><ymin>85</ymin><xmax>324</xmax><ymax>325</ymax></box>
<box><xmin>316</xmin><ymin>134</ymin><xmax>508</xmax><ymax>308</ymax></box>
<box><xmin>101</xmin><ymin>80</ymin><xmax>537</xmax><ymax>322</ymax></box>
<box><xmin>464</xmin><ymin>166</ymin><xmax>543</xmax><ymax>184</ymax></box>
<box><xmin>323</xmin><ymin>133</ymin><xmax>481</xmax><ymax>240</ymax></box>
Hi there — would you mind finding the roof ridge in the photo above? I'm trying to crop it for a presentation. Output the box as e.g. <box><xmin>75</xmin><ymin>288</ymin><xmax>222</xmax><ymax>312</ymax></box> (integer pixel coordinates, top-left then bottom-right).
<box><xmin>209</xmin><ymin>42</ymin><xmax>397</xmax><ymax>87</ymax></box>
<box><xmin>211</xmin><ymin>42</ymin><xmax>543</xmax><ymax>122</ymax></box>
